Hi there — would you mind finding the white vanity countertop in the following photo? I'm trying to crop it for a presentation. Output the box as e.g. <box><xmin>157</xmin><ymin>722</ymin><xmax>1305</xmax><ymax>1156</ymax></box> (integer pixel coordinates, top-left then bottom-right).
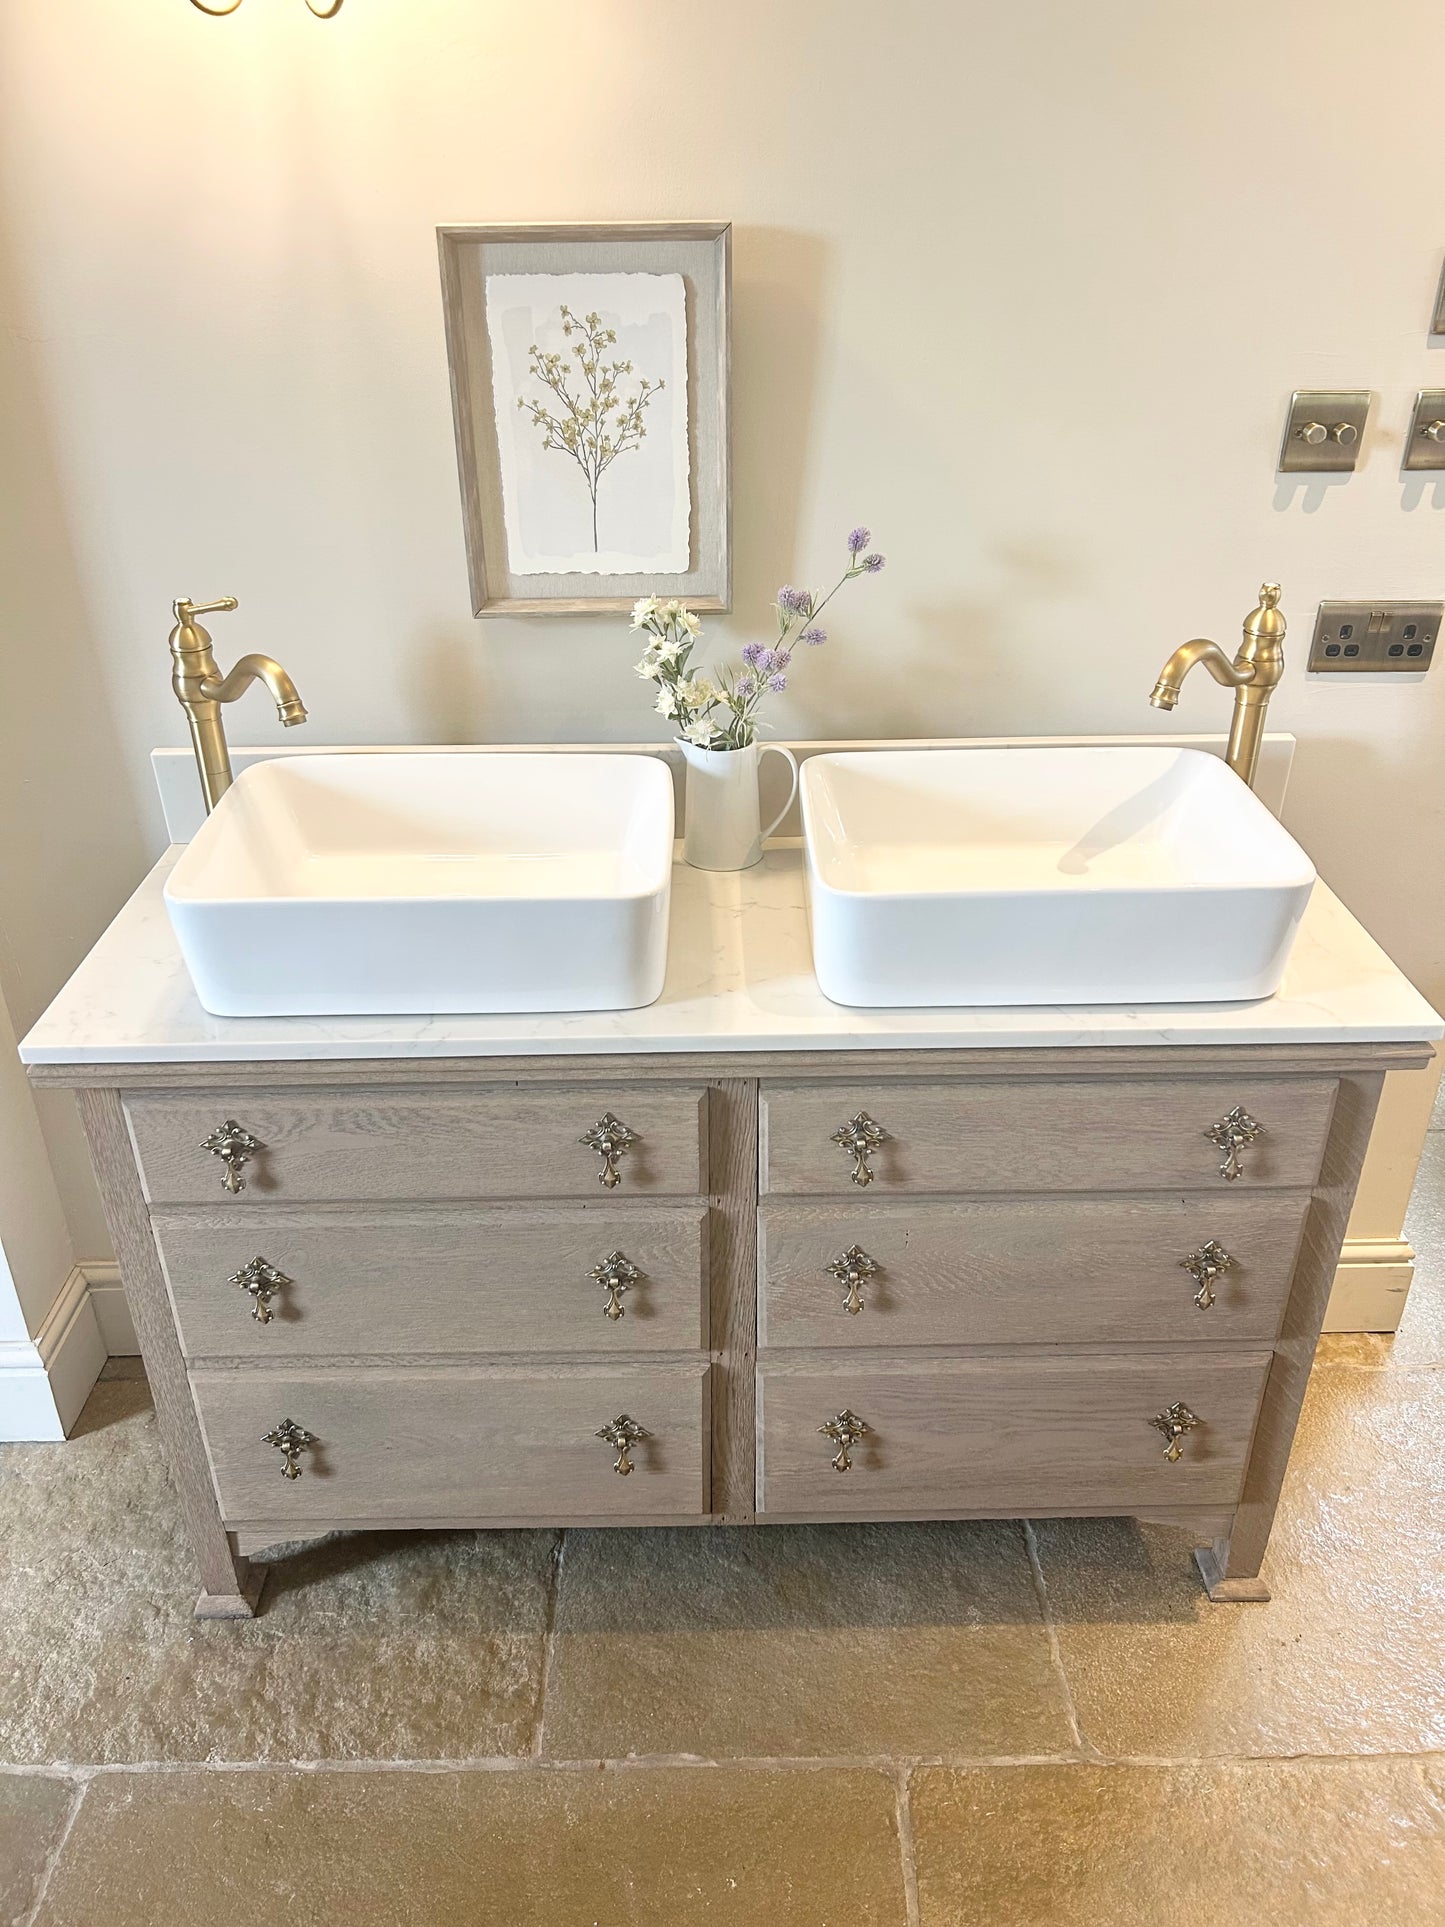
<box><xmin>18</xmin><ymin>843</ymin><xmax>1442</xmax><ymax>1064</ymax></box>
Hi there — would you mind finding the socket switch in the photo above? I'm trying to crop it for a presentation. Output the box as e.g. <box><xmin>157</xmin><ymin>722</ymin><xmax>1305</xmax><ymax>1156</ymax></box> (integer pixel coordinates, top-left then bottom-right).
<box><xmin>1279</xmin><ymin>390</ymin><xmax>1371</xmax><ymax>473</ymax></box>
<box><xmin>1403</xmin><ymin>390</ymin><xmax>1445</xmax><ymax>471</ymax></box>
<box><xmin>1307</xmin><ymin>601</ymin><xmax>1441</xmax><ymax>674</ymax></box>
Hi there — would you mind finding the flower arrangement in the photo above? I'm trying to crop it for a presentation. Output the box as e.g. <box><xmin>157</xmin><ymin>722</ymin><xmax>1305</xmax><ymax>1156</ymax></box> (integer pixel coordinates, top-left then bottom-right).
<box><xmin>632</xmin><ymin>526</ymin><xmax>886</xmax><ymax>749</ymax></box>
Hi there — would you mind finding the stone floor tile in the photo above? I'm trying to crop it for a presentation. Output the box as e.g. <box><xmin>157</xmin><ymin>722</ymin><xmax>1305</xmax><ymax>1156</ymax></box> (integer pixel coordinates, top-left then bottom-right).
<box><xmin>0</xmin><ymin>1775</ymin><xmax>74</xmax><ymax>1926</ymax></box>
<box><xmin>97</xmin><ymin>1358</ymin><xmax>147</xmax><ymax>1381</ymax></box>
<box><xmin>911</xmin><ymin>1759</ymin><xmax>1445</xmax><ymax>1927</ymax></box>
<box><xmin>1323</xmin><ymin>1129</ymin><xmax>1445</xmax><ymax>1367</ymax></box>
<box><xmin>0</xmin><ymin>1382</ymin><xmax>556</xmax><ymax>1765</ymax></box>
<box><xmin>33</xmin><ymin>1765</ymin><xmax>908</xmax><ymax>1927</ymax></box>
<box><xmin>1034</xmin><ymin>1367</ymin><xmax>1445</xmax><ymax>1756</ymax></box>
<box><xmin>543</xmin><ymin>1519</ymin><xmax>1072</xmax><ymax>1760</ymax></box>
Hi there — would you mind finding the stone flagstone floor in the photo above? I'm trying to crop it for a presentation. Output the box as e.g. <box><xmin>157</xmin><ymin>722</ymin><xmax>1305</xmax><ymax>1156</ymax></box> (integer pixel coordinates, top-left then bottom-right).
<box><xmin>4</xmin><ymin>1115</ymin><xmax>1445</xmax><ymax>1924</ymax></box>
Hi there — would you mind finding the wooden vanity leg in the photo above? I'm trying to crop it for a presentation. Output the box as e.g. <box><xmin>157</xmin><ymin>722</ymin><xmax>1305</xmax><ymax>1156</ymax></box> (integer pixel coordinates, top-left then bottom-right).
<box><xmin>1195</xmin><ymin>1070</ymin><xmax>1385</xmax><ymax>1606</ymax></box>
<box><xmin>78</xmin><ymin>1087</ymin><xmax>266</xmax><ymax>1620</ymax></box>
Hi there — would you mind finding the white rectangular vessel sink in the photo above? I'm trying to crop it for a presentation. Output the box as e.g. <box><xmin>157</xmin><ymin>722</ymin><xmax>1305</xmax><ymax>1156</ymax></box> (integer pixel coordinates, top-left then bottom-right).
<box><xmin>164</xmin><ymin>753</ymin><xmax>675</xmax><ymax>1016</ymax></box>
<box><xmin>801</xmin><ymin>745</ymin><xmax>1315</xmax><ymax>1008</ymax></box>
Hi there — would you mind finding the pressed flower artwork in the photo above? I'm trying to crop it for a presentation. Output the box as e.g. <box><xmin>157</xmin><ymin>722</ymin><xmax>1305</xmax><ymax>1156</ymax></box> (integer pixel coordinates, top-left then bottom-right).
<box><xmin>485</xmin><ymin>271</ymin><xmax>690</xmax><ymax>575</ymax></box>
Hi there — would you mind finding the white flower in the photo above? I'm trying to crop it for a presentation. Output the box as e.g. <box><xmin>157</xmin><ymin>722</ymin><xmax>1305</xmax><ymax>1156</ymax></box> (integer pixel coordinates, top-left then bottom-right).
<box><xmin>634</xmin><ymin>654</ymin><xmax>662</xmax><ymax>681</ymax></box>
<box><xmin>681</xmin><ymin>719</ymin><xmax>715</xmax><ymax>746</ymax></box>
<box><xmin>680</xmin><ymin>609</ymin><xmax>702</xmax><ymax>635</ymax></box>
<box><xmin>654</xmin><ymin>684</ymin><xmax>681</xmax><ymax>719</ymax></box>
<box><xmin>630</xmin><ymin>595</ymin><xmax>659</xmax><ymax>629</ymax></box>
<box><xmin>673</xmin><ymin>676</ymin><xmax>718</xmax><ymax>710</ymax></box>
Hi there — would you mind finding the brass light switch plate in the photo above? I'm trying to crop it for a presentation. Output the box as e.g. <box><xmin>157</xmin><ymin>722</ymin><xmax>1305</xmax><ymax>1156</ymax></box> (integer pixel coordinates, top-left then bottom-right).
<box><xmin>1403</xmin><ymin>390</ymin><xmax>1445</xmax><ymax>471</ymax></box>
<box><xmin>1278</xmin><ymin>390</ymin><xmax>1371</xmax><ymax>472</ymax></box>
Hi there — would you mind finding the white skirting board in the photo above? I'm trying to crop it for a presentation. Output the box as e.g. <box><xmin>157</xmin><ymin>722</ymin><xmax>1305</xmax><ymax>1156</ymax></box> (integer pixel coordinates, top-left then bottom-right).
<box><xmin>0</xmin><ymin>1267</ymin><xmax>107</xmax><ymax>1442</ymax></box>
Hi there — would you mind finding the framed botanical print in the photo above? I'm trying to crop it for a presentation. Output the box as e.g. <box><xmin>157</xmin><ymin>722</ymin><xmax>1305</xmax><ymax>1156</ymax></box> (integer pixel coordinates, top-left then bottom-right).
<box><xmin>437</xmin><ymin>221</ymin><xmax>731</xmax><ymax>617</ymax></box>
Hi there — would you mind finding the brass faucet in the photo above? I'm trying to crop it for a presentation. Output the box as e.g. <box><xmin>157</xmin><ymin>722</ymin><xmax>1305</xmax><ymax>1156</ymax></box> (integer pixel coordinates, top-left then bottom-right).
<box><xmin>168</xmin><ymin>596</ymin><xmax>307</xmax><ymax>812</ymax></box>
<box><xmin>1148</xmin><ymin>582</ymin><xmax>1286</xmax><ymax>791</ymax></box>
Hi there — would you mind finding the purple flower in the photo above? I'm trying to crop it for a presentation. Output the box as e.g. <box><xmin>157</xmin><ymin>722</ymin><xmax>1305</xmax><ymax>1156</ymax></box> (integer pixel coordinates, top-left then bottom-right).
<box><xmin>801</xmin><ymin>626</ymin><xmax>827</xmax><ymax>646</ymax></box>
<box><xmin>753</xmin><ymin>647</ymin><xmax>780</xmax><ymax>675</ymax></box>
<box><xmin>776</xmin><ymin>586</ymin><xmax>813</xmax><ymax>616</ymax></box>
<box><xmin>735</xmin><ymin>673</ymin><xmax>757</xmax><ymax>698</ymax></box>
<box><xmin>774</xmin><ymin>649</ymin><xmax>792</xmax><ymax>670</ymax></box>
<box><xmin>846</xmin><ymin>527</ymin><xmax>871</xmax><ymax>554</ymax></box>
<box><xmin>767</xmin><ymin>673</ymin><xmax>788</xmax><ymax>693</ymax></box>
<box><xmin>860</xmin><ymin>552</ymin><xmax>885</xmax><ymax>573</ymax></box>
<box><xmin>741</xmin><ymin>641</ymin><xmax>765</xmax><ymax>667</ymax></box>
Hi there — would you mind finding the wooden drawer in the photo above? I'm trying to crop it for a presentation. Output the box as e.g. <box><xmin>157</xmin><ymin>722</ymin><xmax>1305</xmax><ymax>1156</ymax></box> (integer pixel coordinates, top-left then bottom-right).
<box><xmin>127</xmin><ymin>1086</ymin><xmax>708</xmax><ymax>1205</ymax></box>
<box><xmin>192</xmin><ymin>1362</ymin><xmax>709</xmax><ymax>1524</ymax></box>
<box><xmin>760</xmin><ymin>1077</ymin><xmax>1336</xmax><ymax>1195</ymax></box>
<box><xmin>758</xmin><ymin>1193</ymin><xmax>1310</xmax><ymax>1348</ymax></box>
<box><xmin>757</xmin><ymin>1351</ymin><xmax>1271</xmax><ymax>1517</ymax></box>
<box><xmin>156</xmin><ymin>1205</ymin><xmax>708</xmax><ymax>1359</ymax></box>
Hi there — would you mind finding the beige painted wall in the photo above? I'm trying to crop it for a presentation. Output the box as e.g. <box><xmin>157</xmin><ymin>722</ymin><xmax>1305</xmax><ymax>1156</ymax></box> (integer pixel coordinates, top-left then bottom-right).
<box><xmin>1</xmin><ymin>0</ymin><xmax>1443</xmax><ymax>1255</ymax></box>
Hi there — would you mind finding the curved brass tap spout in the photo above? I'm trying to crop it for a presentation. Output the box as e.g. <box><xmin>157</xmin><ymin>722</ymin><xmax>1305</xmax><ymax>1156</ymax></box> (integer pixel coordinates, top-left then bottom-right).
<box><xmin>169</xmin><ymin>596</ymin><xmax>308</xmax><ymax>813</ymax></box>
<box><xmin>1148</xmin><ymin>583</ymin><xmax>1285</xmax><ymax>791</ymax></box>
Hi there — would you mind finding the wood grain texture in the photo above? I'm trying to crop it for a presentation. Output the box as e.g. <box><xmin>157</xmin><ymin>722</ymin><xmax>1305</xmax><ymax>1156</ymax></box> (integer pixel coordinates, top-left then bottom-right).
<box><xmin>27</xmin><ymin>1040</ymin><xmax>1428</xmax><ymax>1092</ymax></box>
<box><xmin>126</xmin><ymin>1085</ymin><xmax>707</xmax><ymax>1205</ymax></box>
<box><xmin>1201</xmin><ymin>1069</ymin><xmax>1385</xmax><ymax>1590</ymax></box>
<box><xmin>190</xmin><ymin>1360</ymin><xmax>709</xmax><ymax>1524</ymax></box>
<box><xmin>76</xmin><ymin>1088</ymin><xmax>259</xmax><ymax>1614</ymax></box>
<box><xmin>760</xmin><ymin>1076</ymin><xmax>1339</xmax><ymax>1195</ymax></box>
<box><xmin>155</xmin><ymin>1204</ymin><xmax>708</xmax><ymax>1359</ymax></box>
<box><xmin>757</xmin><ymin>1193</ymin><xmax>1310</xmax><ymax>1348</ymax></box>
<box><xmin>707</xmin><ymin>1079</ymin><xmax>758</xmax><ymax>1521</ymax></box>
<box><xmin>756</xmin><ymin>1349</ymin><xmax>1271</xmax><ymax>1518</ymax></box>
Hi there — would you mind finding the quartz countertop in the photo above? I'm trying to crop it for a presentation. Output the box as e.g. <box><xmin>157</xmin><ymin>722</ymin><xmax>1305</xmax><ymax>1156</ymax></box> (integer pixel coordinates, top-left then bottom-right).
<box><xmin>18</xmin><ymin>843</ymin><xmax>1442</xmax><ymax>1065</ymax></box>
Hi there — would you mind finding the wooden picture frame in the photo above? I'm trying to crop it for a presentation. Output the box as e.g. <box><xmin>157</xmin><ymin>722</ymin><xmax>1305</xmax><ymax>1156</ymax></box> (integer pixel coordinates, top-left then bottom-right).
<box><xmin>437</xmin><ymin>221</ymin><xmax>731</xmax><ymax>618</ymax></box>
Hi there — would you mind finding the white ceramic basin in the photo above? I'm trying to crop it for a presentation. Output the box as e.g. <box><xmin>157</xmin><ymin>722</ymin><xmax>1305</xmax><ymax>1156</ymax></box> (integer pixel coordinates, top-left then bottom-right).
<box><xmin>801</xmin><ymin>745</ymin><xmax>1316</xmax><ymax>1007</ymax></box>
<box><xmin>164</xmin><ymin>753</ymin><xmax>675</xmax><ymax>1016</ymax></box>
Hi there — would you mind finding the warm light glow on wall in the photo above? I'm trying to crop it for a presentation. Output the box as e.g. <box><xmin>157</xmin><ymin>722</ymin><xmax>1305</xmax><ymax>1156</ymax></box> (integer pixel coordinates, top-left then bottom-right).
<box><xmin>190</xmin><ymin>0</ymin><xmax>344</xmax><ymax>15</ymax></box>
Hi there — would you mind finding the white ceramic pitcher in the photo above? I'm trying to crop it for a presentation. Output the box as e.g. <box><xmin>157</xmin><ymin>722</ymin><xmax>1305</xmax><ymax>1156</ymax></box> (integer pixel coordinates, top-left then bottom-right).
<box><xmin>676</xmin><ymin>739</ymin><xmax>800</xmax><ymax>871</ymax></box>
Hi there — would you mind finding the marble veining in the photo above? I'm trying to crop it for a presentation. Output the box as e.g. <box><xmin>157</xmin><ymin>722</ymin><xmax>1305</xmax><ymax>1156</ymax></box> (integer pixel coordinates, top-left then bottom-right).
<box><xmin>18</xmin><ymin>843</ymin><xmax>1441</xmax><ymax>1064</ymax></box>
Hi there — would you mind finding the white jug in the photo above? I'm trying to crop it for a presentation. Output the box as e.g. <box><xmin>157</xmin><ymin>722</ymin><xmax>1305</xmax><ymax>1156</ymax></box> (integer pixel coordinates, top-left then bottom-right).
<box><xmin>676</xmin><ymin>739</ymin><xmax>800</xmax><ymax>871</ymax></box>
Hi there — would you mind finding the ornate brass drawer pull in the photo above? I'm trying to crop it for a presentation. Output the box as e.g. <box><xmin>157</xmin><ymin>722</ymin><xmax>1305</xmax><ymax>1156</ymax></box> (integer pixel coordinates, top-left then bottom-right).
<box><xmin>1180</xmin><ymin>1239</ymin><xmax>1234</xmax><ymax>1311</ymax></box>
<box><xmin>819</xmin><ymin>1407</ymin><xmax>871</xmax><ymax>1472</ymax></box>
<box><xmin>590</xmin><ymin>1250</ymin><xmax>640</xmax><ymax>1321</ymax></box>
<box><xmin>263</xmin><ymin>1417</ymin><xmax>315</xmax><ymax>1479</ymax></box>
<box><xmin>831</xmin><ymin>1111</ymin><xmax>888</xmax><ymax>1187</ymax></box>
<box><xmin>202</xmin><ymin>1118</ymin><xmax>261</xmax><ymax>1194</ymax></box>
<box><xmin>580</xmin><ymin>1112</ymin><xmax>637</xmax><ymax>1189</ymax></box>
<box><xmin>596</xmin><ymin>1413</ymin><xmax>650</xmax><ymax>1475</ymax></box>
<box><xmin>1205</xmin><ymin>1106</ymin><xmax>1263</xmax><ymax>1182</ymax></box>
<box><xmin>1150</xmin><ymin>1402</ymin><xmax>1201</xmax><ymax>1462</ymax></box>
<box><xmin>229</xmin><ymin>1255</ymin><xmax>292</xmax><ymax>1324</ymax></box>
<box><xmin>825</xmin><ymin>1244</ymin><xmax>879</xmax><ymax>1316</ymax></box>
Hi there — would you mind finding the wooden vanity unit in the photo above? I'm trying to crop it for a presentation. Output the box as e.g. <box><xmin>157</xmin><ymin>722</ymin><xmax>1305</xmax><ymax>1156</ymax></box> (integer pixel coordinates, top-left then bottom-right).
<box><xmin>22</xmin><ymin>848</ymin><xmax>1440</xmax><ymax>1617</ymax></box>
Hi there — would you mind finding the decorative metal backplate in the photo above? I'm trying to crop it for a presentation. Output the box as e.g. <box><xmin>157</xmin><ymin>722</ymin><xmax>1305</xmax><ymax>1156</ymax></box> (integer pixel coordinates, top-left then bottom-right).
<box><xmin>831</xmin><ymin>1112</ymin><xmax>888</xmax><ymax>1187</ymax></box>
<box><xmin>1205</xmin><ymin>1106</ymin><xmax>1263</xmax><ymax>1182</ymax></box>
<box><xmin>229</xmin><ymin>1255</ymin><xmax>292</xmax><ymax>1324</ymax></box>
<box><xmin>262</xmin><ymin>1417</ymin><xmax>315</xmax><ymax>1479</ymax></box>
<box><xmin>825</xmin><ymin>1244</ymin><xmax>880</xmax><ymax>1316</ymax></box>
<box><xmin>201</xmin><ymin>1119</ymin><xmax>261</xmax><ymax>1194</ymax></box>
<box><xmin>589</xmin><ymin>1250</ymin><xmax>640</xmax><ymax>1321</ymax></box>
<box><xmin>1179</xmin><ymin>1239</ymin><xmax>1234</xmax><ymax>1311</ymax></box>
<box><xmin>580</xmin><ymin>1113</ymin><xmax>637</xmax><ymax>1189</ymax></box>
<box><xmin>1150</xmin><ymin>1401</ymin><xmax>1201</xmax><ymax>1463</ymax></box>
<box><xmin>596</xmin><ymin>1413</ymin><xmax>651</xmax><ymax>1475</ymax></box>
<box><xmin>819</xmin><ymin>1407</ymin><xmax>871</xmax><ymax>1472</ymax></box>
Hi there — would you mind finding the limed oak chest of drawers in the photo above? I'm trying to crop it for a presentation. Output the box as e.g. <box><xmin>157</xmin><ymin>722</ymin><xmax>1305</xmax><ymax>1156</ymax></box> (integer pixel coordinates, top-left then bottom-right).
<box><xmin>50</xmin><ymin>1042</ymin><xmax>1411</xmax><ymax>1616</ymax></box>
